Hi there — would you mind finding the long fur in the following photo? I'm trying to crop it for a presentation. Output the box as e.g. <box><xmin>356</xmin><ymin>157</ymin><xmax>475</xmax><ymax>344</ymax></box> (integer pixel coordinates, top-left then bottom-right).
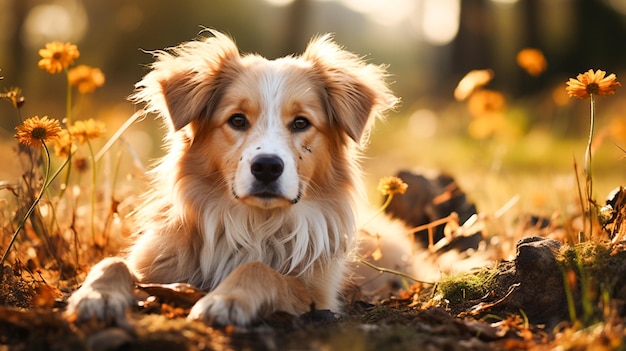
<box><xmin>66</xmin><ymin>29</ymin><xmax>398</xmax><ymax>326</ymax></box>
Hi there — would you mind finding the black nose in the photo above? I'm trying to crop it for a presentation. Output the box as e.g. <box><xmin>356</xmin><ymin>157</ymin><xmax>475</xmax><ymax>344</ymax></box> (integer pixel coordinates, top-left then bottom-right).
<box><xmin>251</xmin><ymin>155</ymin><xmax>284</xmax><ymax>184</ymax></box>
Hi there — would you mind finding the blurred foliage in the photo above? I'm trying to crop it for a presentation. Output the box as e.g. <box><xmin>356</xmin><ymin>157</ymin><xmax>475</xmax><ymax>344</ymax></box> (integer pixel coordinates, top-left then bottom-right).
<box><xmin>2</xmin><ymin>0</ymin><xmax>626</xmax><ymax>202</ymax></box>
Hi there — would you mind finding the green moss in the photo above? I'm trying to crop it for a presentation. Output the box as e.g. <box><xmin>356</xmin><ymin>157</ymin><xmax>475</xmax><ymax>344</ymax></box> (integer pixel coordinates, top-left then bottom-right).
<box><xmin>557</xmin><ymin>241</ymin><xmax>626</xmax><ymax>291</ymax></box>
<box><xmin>556</xmin><ymin>241</ymin><xmax>626</xmax><ymax>325</ymax></box>
<box><xmin>435</xmin><ymin>267</ymin><xmax>499</xmax><ymax>305</ymax></box>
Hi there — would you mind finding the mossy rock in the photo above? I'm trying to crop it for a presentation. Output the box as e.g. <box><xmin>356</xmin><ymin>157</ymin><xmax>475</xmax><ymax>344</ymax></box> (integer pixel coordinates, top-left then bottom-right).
<box><xmin>434</xmin><ymin>237</ymin><xmax>626</xmax><ymax>327</ymax></box>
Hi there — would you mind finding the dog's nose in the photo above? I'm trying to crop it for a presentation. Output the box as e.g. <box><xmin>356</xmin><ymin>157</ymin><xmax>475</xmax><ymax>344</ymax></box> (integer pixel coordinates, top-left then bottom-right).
<box><xmin>251</xmin><ymin>155</ymin><xmax>284</xmax><ymax>184</ymax></box>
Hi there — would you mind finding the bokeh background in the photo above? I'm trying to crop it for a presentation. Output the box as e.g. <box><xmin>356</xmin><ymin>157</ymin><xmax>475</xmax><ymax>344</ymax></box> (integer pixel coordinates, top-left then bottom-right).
<box><xmin>2</xmin><ymin>0</ymin><xmax>626</xmax><ymax>214</ymax></box>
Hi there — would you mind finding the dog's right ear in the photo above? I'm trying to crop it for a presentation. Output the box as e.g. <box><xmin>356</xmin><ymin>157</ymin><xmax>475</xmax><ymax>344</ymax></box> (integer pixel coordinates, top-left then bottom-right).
<box><xmin>132</xmin><ymin>30</ymin><xmax>241</xmax><ymax>131</ymax></box>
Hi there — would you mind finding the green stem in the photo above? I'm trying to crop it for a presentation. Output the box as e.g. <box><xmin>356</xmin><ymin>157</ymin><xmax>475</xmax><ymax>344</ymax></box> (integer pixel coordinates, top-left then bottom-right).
<box><xmin>58</xmin><ymin>70</ymin><xmax>74</xmax><ymax>200</ymax></box>
<box><xmin>47</xmin><ymin>152</ymin><xmax>73</xmax><ymax>185</ymax></box>
<box><xmin>361</xmin><ymin>193</ymin><xmax>394</xmax><ymax>228</ymax></box>
<box><xmin>562</xmin><ymin>269</ymin><xmax>577</xmax><ymax>324</ymax></box>
<box><xmin>16</xmin><ymin>107</ymin><xmax>23</xmax><ymax>124</ymax></box>
<box><xmin>57</xmin><ymin>156</ymin><xmax>73</xmax><ymax>201</ymax></box>
<box><xmin>87</xmin><ymin>140</ymin><xmax>97</xmax><ymax>244</ymax></box>
<box><xmin>584</xmin><ymin>94</ymin><xmax>595</xmax><ymax>239</ymax></box>
<box><xmin>65</xmin><ymin>68</ymin><xmax>72</xmax><ymax>126</ymax></box>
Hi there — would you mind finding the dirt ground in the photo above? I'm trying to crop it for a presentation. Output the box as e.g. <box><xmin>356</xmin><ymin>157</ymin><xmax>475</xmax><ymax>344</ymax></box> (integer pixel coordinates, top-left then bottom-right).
<box><xmin>0</xmin><ymin>285</ymin><xmax>539</xmax><ymax>351</ymax></box>
<box><xmin>0</xmin><ymin>244</ymin><xmax>624</xmax><ymax>351</ymax></box>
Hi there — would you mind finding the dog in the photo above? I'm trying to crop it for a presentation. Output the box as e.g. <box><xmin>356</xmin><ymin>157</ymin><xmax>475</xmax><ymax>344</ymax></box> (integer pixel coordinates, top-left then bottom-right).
<box><xmin>65</xmin><ymin>29</ymin><xmax>398</xmax><ymax>326</ymax></box>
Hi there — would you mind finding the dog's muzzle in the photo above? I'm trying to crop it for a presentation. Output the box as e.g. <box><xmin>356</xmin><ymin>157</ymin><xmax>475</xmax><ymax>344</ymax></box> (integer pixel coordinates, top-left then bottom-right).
<box><xmin>251</xmin><ymin>155</ymin><xmax>284</xmax><ymax>184</ymax></box>
<box><xmin>232</xmin><ymin>153</ymin><xmax>300</xmax><ymax>207</ymax></box>
<box><xmin>247</xmin><ymin>154</ymin><xmax>285</xmax><ymax>200</ymax></box>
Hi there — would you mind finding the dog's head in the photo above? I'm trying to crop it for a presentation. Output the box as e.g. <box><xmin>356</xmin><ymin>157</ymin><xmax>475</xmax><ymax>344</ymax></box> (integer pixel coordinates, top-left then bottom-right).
<box><xmin>134</xmin><ymin>30</ymin><xmax>398</xmax><ymax>210</ymax></box>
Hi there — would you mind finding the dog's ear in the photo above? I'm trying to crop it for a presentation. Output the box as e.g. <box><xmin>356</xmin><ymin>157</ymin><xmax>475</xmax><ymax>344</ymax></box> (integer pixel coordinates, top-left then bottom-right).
<box><xmin>132</xmin><ymin>30</ymin><xmax>241</xmax><ymax>131</ymax></box>
<box><xmin>302</xmin><ymin>35</ymin><xmax>399</xmax><ymax>144</ymax></box>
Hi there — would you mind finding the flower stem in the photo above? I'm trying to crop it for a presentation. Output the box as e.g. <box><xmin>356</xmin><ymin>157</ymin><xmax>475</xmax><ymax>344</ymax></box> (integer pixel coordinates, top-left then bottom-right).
<box><xmin>87</xmin><ymin>140</ymin><xmax>97</xmax><ymax>244</ymax></box>
<box><xmin>65</xmin><ymin>68</ymin><xmax>72</xmax><ymax>126</ymax></box>
<box><xmin>361</xmin><ymin>193</ymin><xmax>394</xmax><ymax>228</ymax></box>
<box><xmin>584</xmin><ymin>94</ymin><xmax>595</xmax><ymax>239</ymax></box>
<box><xmin>0</xmin><ymin>143</ymin><xmax>52</xmax><ymax>281</ymax></box>
<box><xmin>58</xmin><ymin>71</ymin><xmax>73</xmax><ymax>200</ymax></box>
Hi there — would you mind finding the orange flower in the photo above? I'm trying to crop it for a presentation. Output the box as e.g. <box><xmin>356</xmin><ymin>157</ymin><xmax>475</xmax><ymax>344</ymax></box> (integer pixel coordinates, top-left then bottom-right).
<box><xmin>38</xmin><ymin>42</ymin><xmax>80</xmax><ymax>74</ymax></box>
<box><xmin>516</xmin><ymin>48</ymin><xmax>547</xmax><ymax>76</ymax></box>
<box><xmin>52</xmin><ymin>129</ymin><xmax>77</xmax><ymax>158</ymax></box>
<box><xmin>566</xmin><ymin>69</ymin><xmax>621</xmax><ymax>99</ymax></box>
<box><xmin>467</xmin><ymin>89</ymin><xmax>506</xmax><ymax>118</ymax></box>
<box><xmin>68</xmin><ymin>65</ymin><xmax>105</xmax><ymax>94</ymax></box>
<box><xmin>69</xmin><ymin>118</ymin><xmax>106</xmax><ymax>144</ymax></box>
<box><xmin>454</xmin><ymin>69</ymin><xmax>494</xmax><ymax>101</ymax></box>
<box><xmin>15</xmin><ymin>116</ymin><xmax>62</xmax><ymax>148</ymax></box>
<box><xmin>377</xmin><ymin>176</ymin><xmax>408</xmax><ymax>196</ymax></box>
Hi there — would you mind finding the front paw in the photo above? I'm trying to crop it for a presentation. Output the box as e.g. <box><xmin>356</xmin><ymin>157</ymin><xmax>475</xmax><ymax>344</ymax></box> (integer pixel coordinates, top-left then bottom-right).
<box><xmin>65</xmin><ymin>285</ymin><xmax>136</xmax><ymax>326</ymax></box>
<box><xmin>187</xmin><ymin>292</ymin><xmax>256</xmax><ymax>326</ymax></box>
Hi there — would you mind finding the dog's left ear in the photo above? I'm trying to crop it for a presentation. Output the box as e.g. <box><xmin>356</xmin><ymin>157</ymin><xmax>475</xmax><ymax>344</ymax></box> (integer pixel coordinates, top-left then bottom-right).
<box><xmin>302</xmin><ymin>35</ymin><xmax>399</xmax><ymax>144</ymax></box>
<box><xmin>132</xmin><ymin>30</ymin><xmax>242</xmax><ymax>132</ymax></box>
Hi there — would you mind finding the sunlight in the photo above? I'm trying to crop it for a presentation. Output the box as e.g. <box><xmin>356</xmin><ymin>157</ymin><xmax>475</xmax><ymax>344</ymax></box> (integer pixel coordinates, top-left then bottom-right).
<box><xmin>22</xmin><ymin>0</ymin><xmax>87</xmax><ymax>48</ymax></box>
<box><xmin>409</xmin><ymin>109</ymin><xmax>438</xmax><ymax>139</ymax></box>
<box><xmin>421</xmin><ymin>0</ymin><xmax>460</xmax><ymax>46</ymax></box>
<box><xmin>337</xmin><ymin>0</ymin><xmax>417</xmax><ymax>27</ymax></box>
<box><xmin>264</xmin><ymin>0</ymin><xmax>295</xmax><ymax>7</ymax></box>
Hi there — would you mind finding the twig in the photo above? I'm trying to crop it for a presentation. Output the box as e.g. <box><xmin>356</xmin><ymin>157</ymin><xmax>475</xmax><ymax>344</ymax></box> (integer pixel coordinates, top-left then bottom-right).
<box><xmin>357</xmin><ymin>256</ymin><xmax>434</xmax><ymax>285</ymax></box>
<box><xmin>95</xmin><ymin>109</ymin><xmax>146</xmax><ymax>162</ymax></box>
<box><xmin>573</xmin><ymin>157</ymin><xmax>587</xmax><ymax>243</ymax></box>
<box><xmin>460</xmin><ymin>283</ymin><xmax>521</xmax><ymax>317</ymax></box>
<box><xmin>403</xmin><ymin>213</ymin><xmax>459</xmax><ymax>251</ymax></box>
<box><xmin>494</xmin><ymin>194</ymin><xmax>520</xmax><ymax>219</ymax></box>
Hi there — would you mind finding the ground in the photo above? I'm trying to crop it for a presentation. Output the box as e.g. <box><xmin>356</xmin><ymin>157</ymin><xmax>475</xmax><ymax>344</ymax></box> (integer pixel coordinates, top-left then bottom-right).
<box><xmin>1</xmin><ymin>236</ymin><xmax>625</xmax><ymax>350</ymax></box>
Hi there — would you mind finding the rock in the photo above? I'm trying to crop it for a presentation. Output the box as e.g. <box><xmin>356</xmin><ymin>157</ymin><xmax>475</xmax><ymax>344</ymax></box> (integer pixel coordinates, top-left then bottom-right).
<box><xmin>514</xmin><ymin>236</ymin><xmax>562</xmax><ymax>274</ymax></box>
<box><xmin>439</xmin><ymin>237</ymin><xmax>573</xmax><ymax>327</ymax></box>
<box><xmin>505</xmin><ymin>237</ymin><xmax>569</xmax><ymax>326</ymax></box>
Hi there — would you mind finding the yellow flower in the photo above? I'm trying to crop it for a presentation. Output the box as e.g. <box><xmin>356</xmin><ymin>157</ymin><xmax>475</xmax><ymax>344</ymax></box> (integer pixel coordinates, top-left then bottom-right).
<box><xmin>38</xmin><ymin>42</ymin><xmax>80</xmax><ymax>74</ymax></box>
<box><xmin>516</xmin><ymin>48</ymin><xmax>547</xmax><ymax>77</ymax></box>
<box><xmin>69</xmin><ymin>119</ymin><xmax>106</xmax><ymax>144</ymax></box>
<box><xmin>467</xmin><ymin>89</ymin><xmax>506</xmax><ymax>118</ymax></box>
<box><xmin>377</xmin><ymin>176</ymin><xmax>408</xmax><ymax>196</ymax></box>
<box><xmin>566</xmin><ymin>69</ymin><xmax>621</xmax><ymax>99</ymax></box>
<box><xmin>68</xmin><ymin>65</ymin><xmax>105</xmax><ymax>94</ymax></box>
<box><xmin>52</xmin><ymin>129</ymin><xmax>77</xmax><ymax>158</ymax></box>
<box><xmin>15</xmin><ymin>116</ymin><xmax>62</xmax><ymax>148</ymax></box>
<box><xmin>454</xmin><ymin>69</ymin><xmax>494</xmax><ymax>101</ymax></box>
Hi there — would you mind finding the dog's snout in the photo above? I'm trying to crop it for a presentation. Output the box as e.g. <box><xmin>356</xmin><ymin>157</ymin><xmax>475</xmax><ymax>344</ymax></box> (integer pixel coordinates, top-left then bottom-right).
<box><xmin>251</xmin><ymin>155</ymin><xmax>284</xmax><ymax>184</ymax></box>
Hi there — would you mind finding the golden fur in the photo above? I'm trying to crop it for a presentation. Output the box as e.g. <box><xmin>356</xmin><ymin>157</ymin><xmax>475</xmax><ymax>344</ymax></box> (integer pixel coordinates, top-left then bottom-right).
<box><xmin>66</xmin><ymin>29</ymin><xmax>398</xmax><ymax>326</ymax></box>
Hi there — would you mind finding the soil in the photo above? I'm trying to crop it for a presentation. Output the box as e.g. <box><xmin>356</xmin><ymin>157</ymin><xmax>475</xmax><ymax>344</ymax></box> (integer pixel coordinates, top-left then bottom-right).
<box><xmin>1</xmin><ymin>237</ymin><xmax>625</xmax><ymax>351</ymax></box>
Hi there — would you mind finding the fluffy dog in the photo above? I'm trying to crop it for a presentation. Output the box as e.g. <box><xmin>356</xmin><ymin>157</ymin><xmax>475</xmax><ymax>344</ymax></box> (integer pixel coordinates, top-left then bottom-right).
<box><xmin>66</xmin><ymin>29</ymin><xmax>398</xmax><ymax>326</ymax></box>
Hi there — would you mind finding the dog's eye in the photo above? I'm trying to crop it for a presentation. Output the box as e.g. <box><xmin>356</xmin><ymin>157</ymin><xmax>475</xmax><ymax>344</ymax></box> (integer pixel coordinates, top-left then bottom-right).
<box><xmin>228</xmin><ymin>114</ymin><xmax>249</xmax><ymax>130</ymax></box>
<box><xmin>291</xmin><ymin>116</ymin><xmax>310</xmax><ymax>132</ymax></box>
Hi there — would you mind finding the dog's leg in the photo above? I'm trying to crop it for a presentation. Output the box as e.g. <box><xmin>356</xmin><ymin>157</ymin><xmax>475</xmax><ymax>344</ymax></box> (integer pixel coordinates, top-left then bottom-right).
<box><xmin>188</xmin><ymin>261</ymin><xmax>312</xmax><ymax>326</ymax></box>
<box><xmin>65</xmin><ymin>257</ymin><xmax>137</xmax><ymax>326</ymax></box>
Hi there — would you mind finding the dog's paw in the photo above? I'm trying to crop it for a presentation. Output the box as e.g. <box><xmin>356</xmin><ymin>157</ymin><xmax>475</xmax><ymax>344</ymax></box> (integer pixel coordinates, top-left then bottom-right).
<box><xmin>65</xmin><ymin>285</ymin><xmax>135</xmax><ymax>326</ymax></box>
<box><xmin>187</xmin><ymin>292</ymin><xmax>256</xmax><ymax>326</ymax></box>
